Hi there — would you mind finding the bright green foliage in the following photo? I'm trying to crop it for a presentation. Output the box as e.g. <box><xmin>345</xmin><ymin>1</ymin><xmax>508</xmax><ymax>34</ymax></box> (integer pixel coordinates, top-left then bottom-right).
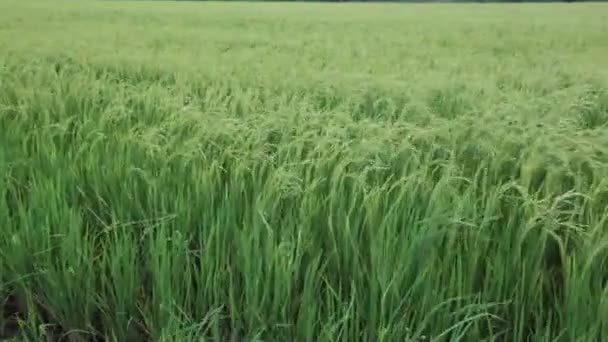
<box><xmin>1</xmin><ymin>1</ymin><xmax>608</xmax><ymax>341</ymax></box>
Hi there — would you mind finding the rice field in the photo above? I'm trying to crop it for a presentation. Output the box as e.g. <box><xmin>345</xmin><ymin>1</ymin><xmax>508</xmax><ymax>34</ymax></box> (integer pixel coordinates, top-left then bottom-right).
<box><xmin>1</xmin><ymin>1</ymin><xmax>608</xmax><ymax>340</ymax></box>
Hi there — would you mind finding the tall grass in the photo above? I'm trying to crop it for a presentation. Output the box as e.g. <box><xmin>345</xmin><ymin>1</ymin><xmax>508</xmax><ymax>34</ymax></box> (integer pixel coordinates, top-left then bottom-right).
<box><xmin>1</xmin><ymin>1</ymin><xmax>608</xmax><ymax>340</ymax></box>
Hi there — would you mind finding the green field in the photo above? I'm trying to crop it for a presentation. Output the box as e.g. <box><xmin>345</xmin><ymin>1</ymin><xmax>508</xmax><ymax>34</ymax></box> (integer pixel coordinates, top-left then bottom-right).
<box><xmin>1</xmin><ymin>1</ymin><xmax>608</xmax><ymax>340</ymax></box>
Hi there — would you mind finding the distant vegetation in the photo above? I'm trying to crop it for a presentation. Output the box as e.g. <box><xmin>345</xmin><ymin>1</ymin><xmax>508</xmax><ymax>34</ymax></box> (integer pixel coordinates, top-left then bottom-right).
<box><xmin>176</xmin><ymin>0</ymin><xmax>597</xmax><ymax>2</ymax></box>
<box><xmin>1</xmin><ymin>1</ymin><xmax>608</xmax><ymax>341</ymax></box>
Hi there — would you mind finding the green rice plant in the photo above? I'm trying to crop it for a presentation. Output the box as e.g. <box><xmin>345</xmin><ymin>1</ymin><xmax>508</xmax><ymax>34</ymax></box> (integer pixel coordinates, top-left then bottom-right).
<box><xmin>1</xmin><ymin>1</ymin><xmax>608</xmax><ymax>341</ymax></box>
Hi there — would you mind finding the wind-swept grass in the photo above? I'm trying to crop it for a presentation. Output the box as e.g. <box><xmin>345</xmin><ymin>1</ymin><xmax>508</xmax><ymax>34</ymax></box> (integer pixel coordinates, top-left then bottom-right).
<box><xmin>1</xmin><ymin>1</ymin><xmax>608</xmax><ymax>341</ymax></box>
